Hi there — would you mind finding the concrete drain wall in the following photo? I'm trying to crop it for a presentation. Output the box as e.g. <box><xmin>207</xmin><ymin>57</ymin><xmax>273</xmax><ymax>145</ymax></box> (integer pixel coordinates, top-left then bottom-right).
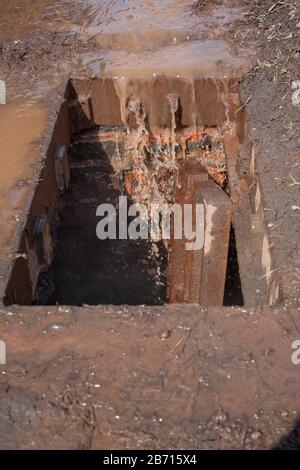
<box><xmin>3</xmin><ymin>77</ymin><xmax>281</xmax><ymax>307</ymax></box>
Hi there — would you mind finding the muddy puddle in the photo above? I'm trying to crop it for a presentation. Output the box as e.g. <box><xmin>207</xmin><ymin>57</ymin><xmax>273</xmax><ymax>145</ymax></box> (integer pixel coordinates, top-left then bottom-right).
<box><xmin>0</xmin><ymin>101</ymin><xmax>47</xmax><ymax>255</ymax></box>
<box><xmin>31</xmin><ymin>120</ymin><xmax>241</xmax><ymax>307</ymax></box>
<box><xmin>0</xmin><ymin>1</ymin><xmax>253</xmax><ymax>85</ymax></box>
<box><xmin>0</xmin><ymin>0</ymin><xmax>299</xmax><ymax>452</ymax></box>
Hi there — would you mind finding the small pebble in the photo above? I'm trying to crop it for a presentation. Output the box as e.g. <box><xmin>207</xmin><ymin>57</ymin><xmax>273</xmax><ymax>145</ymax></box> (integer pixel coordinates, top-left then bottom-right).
<box><xmin>160</xmin><ymin>330</ymin><xmax>171</xmax><ymax>340</ymax></box>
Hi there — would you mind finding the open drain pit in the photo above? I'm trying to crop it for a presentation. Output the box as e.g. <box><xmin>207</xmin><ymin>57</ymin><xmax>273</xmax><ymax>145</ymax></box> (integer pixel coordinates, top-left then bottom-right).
<box><xmin>4</xmin><ymin>77</ymin><xmax>281</xmax><ymax>308</ymax></box>
<box><xmin>35</xmin><ymin>133</ymin><xmax>232</xmax><ymax>306</ymax></box>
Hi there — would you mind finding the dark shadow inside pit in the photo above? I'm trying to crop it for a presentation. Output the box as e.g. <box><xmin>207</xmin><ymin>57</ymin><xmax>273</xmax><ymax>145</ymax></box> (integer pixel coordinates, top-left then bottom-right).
<box><xmin>4</xmin><ymin>77</ymin><xmax>251</xmax><ymax>308</ymax></box>
<box><xmin>223</xmin><ymin>225</ymin><xmax>244</xmax><ymax>306</ymax></box>
<box><xmin>34</xmin><ymin>139</ymin><xmax>168</xmax><ymax>306</ymax></box>
<box><xmin>272</xmin><ymin>418</ymin><xmax>300</xmax><ymax>449</ymax></box>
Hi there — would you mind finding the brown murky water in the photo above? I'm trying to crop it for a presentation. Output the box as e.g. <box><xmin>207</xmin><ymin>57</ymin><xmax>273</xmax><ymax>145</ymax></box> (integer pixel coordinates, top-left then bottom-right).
<box><xmin>0</xmin><ymin>0</ymin><xmax>252</xmax><ymax>82</ymax></box>
<box><xmin>0</xmin><ymin>101</ymin><xmax>47</xmax><ymax>257</ymax></box>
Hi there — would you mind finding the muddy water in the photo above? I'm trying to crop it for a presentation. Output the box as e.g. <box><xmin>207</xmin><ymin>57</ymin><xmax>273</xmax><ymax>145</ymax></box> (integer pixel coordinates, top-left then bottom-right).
<box><xmin>0</xmin><ymin>0</ymin><xmax>252</xmax><ymax>80</ymax></box>
<box><xmin>0</xmin><ymin>101</ymin><xmax>47</xmax><ymax>252</ymax></box>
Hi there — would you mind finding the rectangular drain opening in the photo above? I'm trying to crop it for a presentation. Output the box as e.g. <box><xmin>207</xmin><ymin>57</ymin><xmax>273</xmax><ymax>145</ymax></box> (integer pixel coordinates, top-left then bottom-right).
<box><xmin>33</xmin><ymin>134</ymin><xmax>243</xmax><ymax>307</ymax></box>
<box><xmin>3</xmin><ymin>77</ymin><xmax>281</xmax><ymax>308</ymax></box>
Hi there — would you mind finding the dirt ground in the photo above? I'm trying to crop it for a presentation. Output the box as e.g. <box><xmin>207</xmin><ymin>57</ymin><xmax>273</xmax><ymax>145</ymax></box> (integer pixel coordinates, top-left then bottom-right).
<box><xmin>0</xmin><ymin>0</ymin><xmax>300</xmax><ymax>450</ymax></box>
<box><xmin>1</xmin><ymin>304</ymin><xmax>300</xmax><ymax>450</ymax></box>
<box><xmin>240</xmin><ymin>0</ymin><xmax>300</xmax><ymax>302</ymax></box>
